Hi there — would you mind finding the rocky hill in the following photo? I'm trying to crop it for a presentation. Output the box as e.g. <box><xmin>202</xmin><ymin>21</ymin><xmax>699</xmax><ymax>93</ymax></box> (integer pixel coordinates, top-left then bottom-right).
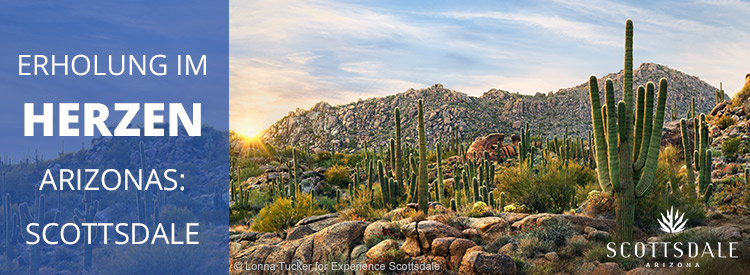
<box><xmin>261</xmin><ymin>63</ymin><xmax>718</xmax><ymax>152</ymax></box>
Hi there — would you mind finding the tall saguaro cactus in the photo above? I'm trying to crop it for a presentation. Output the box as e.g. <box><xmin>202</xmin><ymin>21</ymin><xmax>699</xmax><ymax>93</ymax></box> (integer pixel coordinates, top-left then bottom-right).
<box><xmin>74</xmin><ymin>191</ymin><xmax>99</xmax><ymax>272</ymax></box>
<box><xmin>588</xmin><ymin>19</ymin><xmax>667</xmax><ymax>243</ymax></box>
<box><xmin>435</xmin><ymin>142</ymin><xmax>443</xmax><ymax>202</ymax></box>
<box><xmin>394</xmin><ymin>107</ymin><xmax>403</xmax><ymax>186</ymax></box>
<box><xmin>694</xmin><ymin>115</ymin><xmax>714</xmax><ymax>205</ymax></box>
<box><xmin>19</xmin><ymin>185</ymin><xmax>57</xmax><ymax>275</ymax></box>
<box><xmin>3</xmin><ymin>193</ymin><xmax>19</xmax><ymax>261</ymax></box>
<box><xmin>417</xmin><ymin>99</ymin><xmax>429</xmax><ymax>213</ymax></box>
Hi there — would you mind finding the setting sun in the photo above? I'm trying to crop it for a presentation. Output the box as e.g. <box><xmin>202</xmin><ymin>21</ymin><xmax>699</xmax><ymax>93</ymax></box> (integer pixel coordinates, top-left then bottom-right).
<box><xmin>239</xmin><ymin>126</ymin><xmax>263</xmax><ymax>139</ymax></box>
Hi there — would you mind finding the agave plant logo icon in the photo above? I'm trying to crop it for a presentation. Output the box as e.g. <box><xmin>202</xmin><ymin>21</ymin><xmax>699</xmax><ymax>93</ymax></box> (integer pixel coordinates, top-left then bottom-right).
<box><xmin>658</xmin><ymin>207</ymin><xmax>688</xmax><ymax>233</ymax></box>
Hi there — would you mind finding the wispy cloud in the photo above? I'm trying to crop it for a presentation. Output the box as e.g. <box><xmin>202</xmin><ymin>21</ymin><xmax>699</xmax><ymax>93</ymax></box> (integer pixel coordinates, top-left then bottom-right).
<box><xmin>230</xmin><ymin>0</ymin><xmax>750</xmax><ymax>136</ymax></box>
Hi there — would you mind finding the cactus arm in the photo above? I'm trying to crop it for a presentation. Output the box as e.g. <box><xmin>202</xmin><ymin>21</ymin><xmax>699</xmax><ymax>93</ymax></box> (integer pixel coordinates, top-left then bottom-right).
<box><xmin>604</xmin><ymin>80</ymin><xmax>621</xmax><ymax>192</ymax></box>
<box><xmin>587</xmin><ymin>76</ymin><xmax>612</xmax><ymax>192</ymax></box>
<box><xmin>634</xmin><ymin>83</ymin><xmax>655</xmax><ymax>170</ymax></box>
<box><xmin>633</xmin><ymin>86</ymin><xmax>646</xmax><ymax>160</ymax></box>
<box><xmin>623</xmin><ymin>19</ymin><xmax>634</xmax><ymax>111</ymax></box>
<box><xmin>636</xmin><ymin>78</ymin><xmax>668</xmax><ymax>197</ymax></box>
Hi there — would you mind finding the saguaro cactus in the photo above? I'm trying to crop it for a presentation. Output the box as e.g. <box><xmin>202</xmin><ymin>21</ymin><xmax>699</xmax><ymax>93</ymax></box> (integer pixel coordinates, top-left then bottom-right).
<box><xmin>680</xmin><ymin>118</ymin><xmax>697</xmax><ymax>195</ymax></box>
<box><xmin>417</xmin><ymin>99</ymin><xmax>429</xmax><ymax>213</ymax></box>
<box><xmin>588</xmin><ymin>19</ymin><xmax>667</xmax><ymax>243</ymax></box>
<box><xmin>394</xmin><ymin>107</ymin><xmax>403</xmax><ymax>186</ymax></box>
<box><xmin>3</xmin><ymin>194</ymin><xmax>19</xmax><ymax>261</ymax></box>
<box><xmin>694</xmin><ymin>115</ymin><xmax>714</xmax><ymax>205</ymax></box>
<box><xmin>436</xmin><ymin>142</ymin><xmax>444</xmax><ymax>202</ymax></box>
<box><xmin>19</xmin><ymin>185</ymin><xmax>57</xmax><ymax>275</ymax></box>
<box><xmin>73</xmin><ymin>191</ymin><xmax>99</xmax><ymax>272</ymax></box>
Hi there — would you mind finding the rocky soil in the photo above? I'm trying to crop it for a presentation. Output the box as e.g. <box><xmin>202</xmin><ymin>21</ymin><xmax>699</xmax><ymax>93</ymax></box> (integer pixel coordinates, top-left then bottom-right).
<box><xmin>229</xmin><ymin>206</ymin><xmax>749</xmax><ymax>275</ymax></box>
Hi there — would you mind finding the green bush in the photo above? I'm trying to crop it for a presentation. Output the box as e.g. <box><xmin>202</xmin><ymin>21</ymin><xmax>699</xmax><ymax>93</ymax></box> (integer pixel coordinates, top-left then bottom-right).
<box><xmin>324</xmin><ymin>164</ymin><xmax>350</xmax><ymax>187</ymax></box>
<box><xmin>251</xmin><ymin>193</ymin><xmax>326</xmax><ymax>232</ymax></box>
<box><xmin>527</xmin><ymin>219</ymin><xmax>574</xmax><ymax>248</ymax></box>
<box><xmin>339</xmin><ymin>185</ymin><xmax>386</xmax><ymax>221</ymax></box>
<box><xmin>722</xmin><ymin>137</ymin><xmax>742</xmax><ymax>160</ymax></box>
<box><xmin>497</xmin><ymin>157</ymin><xmax>594</xmax><ymax>213</ymax></box>
<box><xmin>512</xmin><ymin>257</ymin><xmax>529</xmax><ymax>275</ymax></box>
<box><xmin>518</xmin><ymin>236</ymin><xmax>552</xmax><ymax>258</ymax></box>
<box><xmin>634</xmin><ymin>146</ymin><xmax>706</xmax><ymax>231</ymax></box>
<box><xmin>561</xmin><ymin>235</ymin><xmax>591</xmax><ymax>257</ymax></box>
<box><xmin>716</xmin><ymin>115</ymin><xmax>735</xmax><ymax>130</ymax></box>
<box><xmin>468</xmin><ymin>201</ymin><xmax>489</xmax><ymax>217</ymax></box>
<box><xmin>731</xmin><ymin>85</ymin><xmax>750</xmax><ymax>108</ymax></box>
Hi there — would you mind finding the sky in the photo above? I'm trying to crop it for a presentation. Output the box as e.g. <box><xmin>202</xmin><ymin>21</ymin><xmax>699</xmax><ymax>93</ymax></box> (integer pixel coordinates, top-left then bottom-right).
<box><xmin>229</xmin><ymin>0</ymin><xmax>750</xmax><ymax>137</ymax></box>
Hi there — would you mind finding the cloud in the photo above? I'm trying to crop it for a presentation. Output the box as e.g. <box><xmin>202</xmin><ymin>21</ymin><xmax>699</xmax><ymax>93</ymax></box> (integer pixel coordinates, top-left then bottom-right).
<box><xmin>230</xmin><ymin>0</ymin><xmax>750</xmax><ymax>134</ymax></box>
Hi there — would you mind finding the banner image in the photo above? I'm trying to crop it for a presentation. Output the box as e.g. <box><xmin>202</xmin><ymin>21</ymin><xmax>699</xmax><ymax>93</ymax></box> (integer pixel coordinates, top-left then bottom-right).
<box><xmin>2</xmin><ymin>1</ymin><xmax>750</xmax><ymax>274</ymax></box>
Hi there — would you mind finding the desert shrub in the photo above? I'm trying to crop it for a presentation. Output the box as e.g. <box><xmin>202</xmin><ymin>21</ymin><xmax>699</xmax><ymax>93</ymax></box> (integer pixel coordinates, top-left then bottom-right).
<box><xmin>561</xmin><ymin>235</ymin><xmax>591</xmax><ymax>257</ymax></box>
<box><xmin>324</xmin><ymin>165</ymin><xmax>351</xmax><ymax>187</ymax></box>
<box><xmin>503</xmin><ymin>203</ymin><xmax>530</xmax><ymax>213</ymax></box>
<box><xmin>468</xmin><ymin>201</ymin><xmax>489</xmax><ymax>217</ymax></box>
<box><xmin>447</xmin><ymin>215</ymin><xmax>472</xmax><ymax>231</ymax></box>
<box><xmin>507</xmin><ymin>219</ymin><xmax>573</xmax><ymax>259</ymax></box>
<box><xmin>238</xmin><ymin>158</ymin><xmax>264</xmax><ymax>180</ymax></box>
<box><xmin>497</xmin><ymin>158</ymin><xmax>594</xmax><ymax>213</ymax></box>
<box><xmin>512</xmin><ymin>257</ymin><xmax>529</xmax><ymax>275</ymax></box>
<box><xmin>339</xmin><ymin>185</ymin><xmax>386</xmax><ymax>221</ymax></box>
<box><xmin>317</xmin><ymin>196</ymin><xmax>338</xmax><ymax>212</ymax></box>
<box><xmin>251</xmin><ymin>193</ymin><xmax>326</xmax><ymax>232</ymax></box>
<box><xmin>527</xmin><ymin>219</ymin><xmax>574</xmax><ymax>248</ymax></box>
<box><xmin>722</xmin><ymin>137</ymin><xmax>742</xmax><ymax>160</ymax></box>
<box><xmin>584</xmin><ymin>244</ymin><xmax>609</xmax><ymax>262</ymax></box>
<box><xmin>518</xmin><ymin>236</ymin><xmax>552</xmax><ymax>258</ymax></box>
<box><xmin>731</xmin><ymin>85</ymin><xmax>750</xmax><ymax>108</ymax></box>
<box><xmin>314</xmin><ymin>151</ymin><xmax>333</xmax><ymax>164</ymax></box>
<box><xmin>634</xmin><ymin>147</ymin><xmax>706</xmax><ymax>232</ymax></box>
<box><xmin>716</xmin><ymin>115</ymin><xmax>735</xmax><ymax>130</ymax></box>
<box><xmin>714</xmin><ymin>175</ymin><xmax>749</xmax><ymax>210</ymax></box>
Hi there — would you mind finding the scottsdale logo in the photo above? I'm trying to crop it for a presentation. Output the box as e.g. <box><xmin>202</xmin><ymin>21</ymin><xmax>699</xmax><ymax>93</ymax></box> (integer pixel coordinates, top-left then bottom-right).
<box><xmin>606</xmin><ymin>206</ymin><xmax>739</xmax><ymax>268</ymax></box>
<box><xmin>658</xmin><ymin>207</ymin><xmax>688</xmax><ymax>234</ymax></box>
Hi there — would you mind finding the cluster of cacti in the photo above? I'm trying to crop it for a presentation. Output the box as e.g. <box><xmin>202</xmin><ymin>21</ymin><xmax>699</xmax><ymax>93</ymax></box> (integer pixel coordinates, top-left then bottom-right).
<box><xmin>231</xmin><ymin>167</ymin><xmax>252</xmax><ymax>209</ymax></box>
<box><xmin>587</xmin><ymin>20</ymin><xmax>666</xmax><ymax>243</ymax></box>
<box><xmin>73</xmin><ymin>191</ymin><xmax>99</xmax><ymax>272</ymax></box>
<box><xmin>18</xmin><ymin>185</ymin><xmax>58</xmax><ymax>275</ymax></box>
<box><xmin>539</xmin><ymin>129</ymin><xmax>595</xmax><ymax>169</ymax></box>
<box><xmin>716</xmin><ymin>82</ymin><xmax>725</xmax><ymax>104</ymax></box>
<box><xmin>680</xmin><ymin>114</ymin><xmax>714</xmax><ymax>205</ymax></box>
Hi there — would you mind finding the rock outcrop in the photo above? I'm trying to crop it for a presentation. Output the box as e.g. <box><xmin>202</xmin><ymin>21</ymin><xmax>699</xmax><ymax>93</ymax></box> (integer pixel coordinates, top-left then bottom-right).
<box><xmin>260</xmin><ymin>63</ymin><xmax>717</xmax><ymax>152</ymax></box>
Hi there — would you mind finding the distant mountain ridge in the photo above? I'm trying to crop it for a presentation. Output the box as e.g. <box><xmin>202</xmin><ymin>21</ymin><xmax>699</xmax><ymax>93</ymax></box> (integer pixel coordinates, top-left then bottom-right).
<box><xmin>260</xmin><ymin>63</ymin><xmax>718</xmax><ymax>152</ymax></box>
